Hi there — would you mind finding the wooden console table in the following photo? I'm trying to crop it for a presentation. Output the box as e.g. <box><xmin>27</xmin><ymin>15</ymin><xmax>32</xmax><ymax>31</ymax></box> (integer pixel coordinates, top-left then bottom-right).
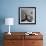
<box><xmin>4</xmin><ymin>32</ymin><xmax>43</xmax><ymax>46</ymax></box>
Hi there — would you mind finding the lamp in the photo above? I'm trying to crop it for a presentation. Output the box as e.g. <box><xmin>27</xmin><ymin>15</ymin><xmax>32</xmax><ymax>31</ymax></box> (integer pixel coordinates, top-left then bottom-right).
<box><xmin>5</xmin><ymin>18</ymin><xmax>14</xmax><ymax>35</ymax></box>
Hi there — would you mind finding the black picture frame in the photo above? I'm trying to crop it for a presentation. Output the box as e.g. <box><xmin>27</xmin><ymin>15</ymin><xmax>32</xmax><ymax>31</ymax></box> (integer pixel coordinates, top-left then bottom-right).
<box><xmin>19</xmin><ymin>7</ymin><xmax>36</xmax><ymax>24</ymax></box>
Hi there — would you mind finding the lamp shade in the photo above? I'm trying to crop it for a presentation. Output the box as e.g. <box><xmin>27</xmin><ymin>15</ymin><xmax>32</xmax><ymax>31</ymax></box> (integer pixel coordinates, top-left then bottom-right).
<box><xmin>5</xmin><ymin>18</ymin><xmax>14</xmax><ymax>25</ymax></box>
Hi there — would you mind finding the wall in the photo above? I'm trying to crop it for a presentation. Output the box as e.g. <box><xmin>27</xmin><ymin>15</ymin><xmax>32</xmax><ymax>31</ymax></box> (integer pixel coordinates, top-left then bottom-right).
<box><xmin>0</xmin><ymin>0</ymin><xmax>46</xmax><ymax>46</ymax></box>
<box><xmin>0</xmin><ymin>0</ymin><xmax>46</xmax><ymax>32</ymax></box>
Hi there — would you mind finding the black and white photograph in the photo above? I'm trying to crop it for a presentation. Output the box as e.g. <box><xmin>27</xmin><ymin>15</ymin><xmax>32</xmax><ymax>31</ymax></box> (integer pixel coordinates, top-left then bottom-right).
<box><xmin>19</xmin><ymin>7</ymin><xmax>36</xmax><ymax>24</ymax></box>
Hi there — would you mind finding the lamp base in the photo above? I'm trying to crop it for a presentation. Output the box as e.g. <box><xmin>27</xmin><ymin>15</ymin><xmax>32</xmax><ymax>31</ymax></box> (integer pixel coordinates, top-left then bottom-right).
<box><xmin>8</xmin><ymin>32</ymin><xmax>11</xmax><ymax>35</ymax></box>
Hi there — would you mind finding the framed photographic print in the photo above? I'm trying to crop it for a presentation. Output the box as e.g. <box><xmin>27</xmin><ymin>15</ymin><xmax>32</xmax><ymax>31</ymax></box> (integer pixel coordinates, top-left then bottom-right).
<box><xmin>19</xmin><ymin>7</ymin><xmax>36</xmax><ymax>24</ymax></box>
